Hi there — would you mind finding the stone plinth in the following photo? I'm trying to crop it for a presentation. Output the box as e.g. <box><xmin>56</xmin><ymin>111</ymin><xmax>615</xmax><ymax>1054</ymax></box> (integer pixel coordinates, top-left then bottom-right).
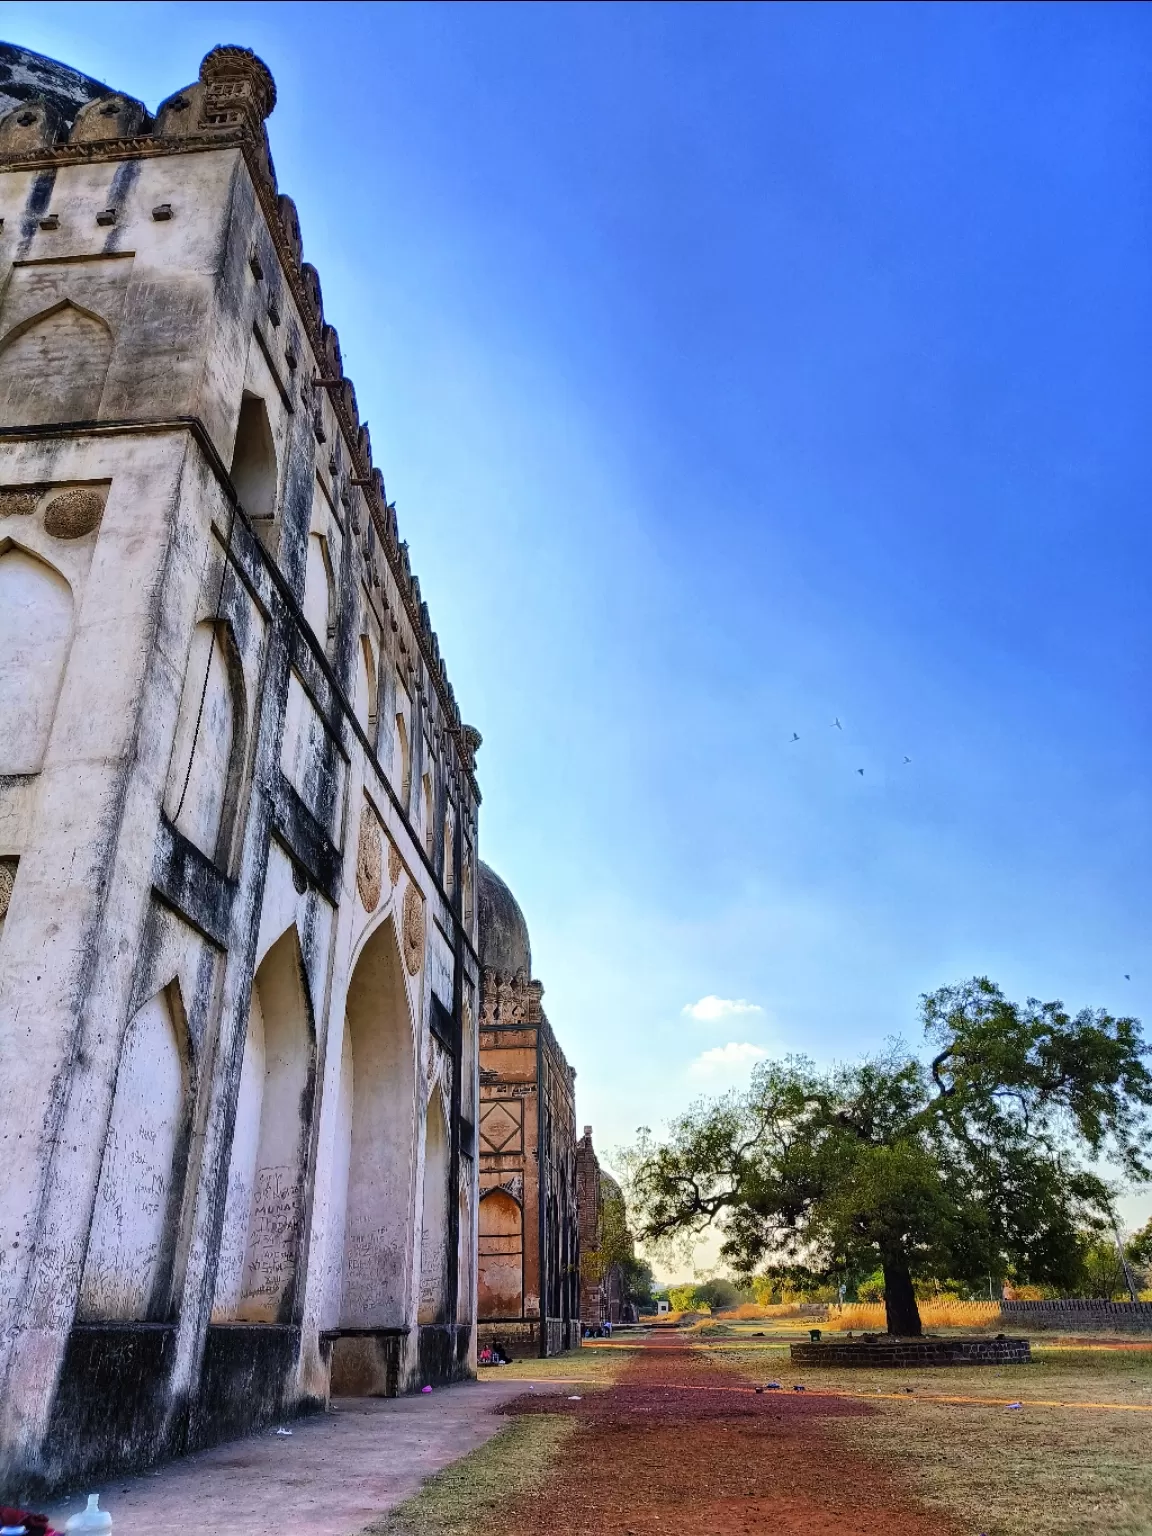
<box><xmin>790</xmin><ymin>1336</ymin><xmax>1031</xmax><ymax>1368</ymax></box>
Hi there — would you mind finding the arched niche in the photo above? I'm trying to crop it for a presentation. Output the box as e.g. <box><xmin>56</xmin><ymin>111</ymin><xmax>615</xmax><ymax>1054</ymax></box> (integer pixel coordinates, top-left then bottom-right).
<box><xmin>442</xmin><ymin>814</ymin><xmax>455</xmax><ymax>894</ymax></box>
<box><xmin>333</xmin><ymin>916</ymin><xmax>417</xmax><ymax>1328</ymax></box>
<box><xmin>0</xmin><ymin>301</ymin><xmax>112</xmax><ymax>426</ymax></box>
<box><xmin>456</xmin><ymin>1177</ymin><xmax>473</xmax><ymax>1325</ymax></box>
<box><xmin>303</xmin><ymin>531</ymin><xmax>334</xmax><ymax>649</ymax></box>
<box><xmin>393</xmin><ymin>712</ymin><xmax>411</xmax><ymax>804</ymax></box>
<box><xmin>165</xmin><ymin>619</ymin><xmax>245</xmax><ymax>865</ymax></box>
<box><xmin>0</xmin><ymin>543</ymin><xmax>74</xmax><ymax>775</ymax></box>
<box><xmin>77</xmin><ymin>983</ymin><xmax>190</xmax><ymax>1321</ymax></box>
<box><xmin>477</xmin><ymin>1189</ymin><xmax>523</xmax><ymax>1319</ymax></box>
<box><xmin>230</xmin><ymin>393</ymin><xmax>278</xmax><ymax>521</ymax></box>
<box><xmin>421</xmin><ymin>774</ymin><xmax>434</xmax><ymax>857</ymax></box>
<box><xmin>355</xmin><ymin>634</ymin><xmax>377</xmax><ymax>741</ymax></box>
<box><xmin>213</xmin><ymin>926</ymin><xmax>314</xmax><ymax>1323</ymax></box>
<box><xmin>418</xmin><ymin>1088</ymin><xmax>451</xmax><ymax>1324</ymax></box>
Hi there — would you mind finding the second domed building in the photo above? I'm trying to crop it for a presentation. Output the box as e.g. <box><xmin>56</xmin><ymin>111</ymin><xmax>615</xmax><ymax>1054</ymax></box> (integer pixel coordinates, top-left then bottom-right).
<box><xmin>475</xmin><ymin>863</ymin><xmax>581</xmax><ymax>1356</ymax></box>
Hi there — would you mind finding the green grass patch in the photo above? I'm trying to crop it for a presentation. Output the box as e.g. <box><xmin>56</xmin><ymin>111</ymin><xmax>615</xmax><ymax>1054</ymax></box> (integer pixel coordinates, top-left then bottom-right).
<box><xmin>487</xmin><ymin>1345</ymin><xmax>636</xmax><ymax>1383</ymax></box>
<box><xmin>360</xmin><ymin>1414</ymin><xmax>576</xmax><ymax>1536</ymax></box>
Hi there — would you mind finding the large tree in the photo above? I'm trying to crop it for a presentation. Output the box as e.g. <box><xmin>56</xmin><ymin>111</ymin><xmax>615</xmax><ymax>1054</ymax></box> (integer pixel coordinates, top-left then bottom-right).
<box><xmin>625</xmin><ymin>979</ymin><xmax>1152</xmax><ymax>1335</ymax></box>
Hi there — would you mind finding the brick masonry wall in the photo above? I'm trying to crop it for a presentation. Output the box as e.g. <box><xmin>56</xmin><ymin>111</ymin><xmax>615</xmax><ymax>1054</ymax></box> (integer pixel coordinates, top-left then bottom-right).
<box><xmin>1001</xmin><ymin>1300</ymin><xmax>1152</xmax><ymax>1332</ymax></box>
<box><xmin>790</xmin><ymin>1337</ymin><xmax>1032</xmax><ymax>1368</ymax></box>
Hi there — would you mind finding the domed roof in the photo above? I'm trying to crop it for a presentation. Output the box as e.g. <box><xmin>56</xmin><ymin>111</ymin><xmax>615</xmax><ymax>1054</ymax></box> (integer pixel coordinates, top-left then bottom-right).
<box><xmin>478</xmin><ymin>862</ymin><xmax>532</xmax><ymax>979</ymax></box>
<box><xmin>0</xmin><ymin>42</ymin><xmax>114</xmax><ymax>126</ymax></box>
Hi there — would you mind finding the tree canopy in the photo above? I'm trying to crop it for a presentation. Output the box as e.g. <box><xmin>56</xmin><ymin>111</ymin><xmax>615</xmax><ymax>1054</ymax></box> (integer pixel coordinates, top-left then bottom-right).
<box><xmin>624</xmin><ymin>978</ymin><xmax>1152</xmax><ymax>1335</ymax></box>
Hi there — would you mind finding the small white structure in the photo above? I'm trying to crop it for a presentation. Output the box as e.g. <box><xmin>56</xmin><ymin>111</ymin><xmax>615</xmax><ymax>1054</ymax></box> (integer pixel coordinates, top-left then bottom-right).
<box><xmin>0</xmin><ymin>42</ymin><xmax>482</xmax><ymax>1495</ymax></box>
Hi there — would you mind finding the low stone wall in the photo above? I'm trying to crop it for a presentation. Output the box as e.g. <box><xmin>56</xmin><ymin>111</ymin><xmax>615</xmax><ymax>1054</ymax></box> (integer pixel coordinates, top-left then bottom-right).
<box><xmin>790</xmin><ymin>1336</ymin><xmax>1031</xmax><ymax>1368</ymax></box>
<box><xmin>1001</xmin><ymin>1300</ymin><xmax>1152</xmax><ymax>1333</ymax></box>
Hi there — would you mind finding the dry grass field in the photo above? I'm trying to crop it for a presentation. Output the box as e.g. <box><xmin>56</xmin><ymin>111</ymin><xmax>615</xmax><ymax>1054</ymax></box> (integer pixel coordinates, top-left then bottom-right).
<box><xmin>709</xmin><ymin>1329</ymin><xmax>1152</xmax><ymax>1536</ymax></box>
<box><xmin>363</xmin><ymin>1329</ymin><xmax>1152</xmax><ymax>1536</ymax></box>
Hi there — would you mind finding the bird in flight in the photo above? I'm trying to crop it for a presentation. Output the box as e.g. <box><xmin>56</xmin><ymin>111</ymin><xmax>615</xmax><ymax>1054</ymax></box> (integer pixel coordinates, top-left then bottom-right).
<box><xmin>790</xmin><ymin>732</ymin><xmax>800</xmax><ymax>743</ymax></box>
<box><xmin>832</xmin><ymin>718</ymin><xmax>842</xmax><ymax>730</ymax></box>
<box><xmin>857</xmin><ymin>768</ymin><xmax>864</xmax><ymax>776</ymax></box>
<box><xmin>1125</xmin><ymin>974</ymin><xmax>1131</xmax><ymax>981</ymax></box>
<box><xmin>903</xmin><ymin>756</ymin><xmax>912</xmax><ymax>764</ymax></box>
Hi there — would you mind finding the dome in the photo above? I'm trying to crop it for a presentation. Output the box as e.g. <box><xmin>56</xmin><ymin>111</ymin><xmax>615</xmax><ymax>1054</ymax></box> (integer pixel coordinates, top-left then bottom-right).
<box><xmin>478</xmin><ymin>862</ymin><xmax>532</xmax><ymax>979</ymax></box>
<box><xmin>0</xmin><ymin>42</ymin><xmax>114</xmax><ymax>126</ymax></box>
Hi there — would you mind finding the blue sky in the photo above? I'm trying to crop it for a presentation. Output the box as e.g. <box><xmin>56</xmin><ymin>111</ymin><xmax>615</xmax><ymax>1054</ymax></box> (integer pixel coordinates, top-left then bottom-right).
<box><xmin>11</xmin><ymin>1</ymin><xmax>1152</xmax><ymax>1249</ymax></box>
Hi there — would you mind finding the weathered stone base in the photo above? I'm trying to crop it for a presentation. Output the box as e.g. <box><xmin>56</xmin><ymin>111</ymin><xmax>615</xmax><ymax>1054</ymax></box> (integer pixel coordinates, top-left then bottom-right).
<box><xmin>478</xmin><ymin>1318</ymin><xmax>581</xmax><ymax>1359</ymax></box>
<box><xmin>415</xmin><ymin>1323</ymin><xmax>473</xmax><ymax>1388</ymax></box>
<box><xmin>18</xmin><ymin>1322</ymin><xmax>324</xmax><ymax>1501</ymax></box>
<box><xmin>478</xmin><ymin>1320</ymin><xmax>541</xmax><ymax>1358</ymax></box>
<box><xmin>790</xmin><ymin>1336</ymin><xmax>1031</xmax><ymax>1368</ymax></box>
<box><xmin>328</xmin><ymin>1329</ymin><xmax>407</xmax><ymax>1397</ymax></box>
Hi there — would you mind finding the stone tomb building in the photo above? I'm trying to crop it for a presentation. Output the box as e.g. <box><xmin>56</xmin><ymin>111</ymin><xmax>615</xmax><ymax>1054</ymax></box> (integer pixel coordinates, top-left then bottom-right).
<box><xmin>0</xmin><ymin>43</ymin><xmax>483</xmax><ymax>1494</ymax></box>
<box><xmin>476</xmin><ymin>865</ymin><xmax>580</xmax><ymax>1356</ymax></box>
<box><xmin>576</xmin><ymin>1127</ymin><xmax>636</xmax><ymax>1329</ymax></box>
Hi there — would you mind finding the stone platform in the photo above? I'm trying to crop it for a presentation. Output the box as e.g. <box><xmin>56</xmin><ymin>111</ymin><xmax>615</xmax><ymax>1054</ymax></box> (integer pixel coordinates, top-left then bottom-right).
<box><xmin>790</xmin><ymin>1336</ymin><xmax>1031</xmax><ymax>1368</ymax></box>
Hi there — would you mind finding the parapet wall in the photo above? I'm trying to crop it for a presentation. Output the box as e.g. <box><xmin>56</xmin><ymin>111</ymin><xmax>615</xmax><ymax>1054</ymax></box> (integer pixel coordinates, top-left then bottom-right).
<box><xmin>1001</xmin><ymin>1300</ymin><xmax>1152</xmax><ymax>1332</ymax></box>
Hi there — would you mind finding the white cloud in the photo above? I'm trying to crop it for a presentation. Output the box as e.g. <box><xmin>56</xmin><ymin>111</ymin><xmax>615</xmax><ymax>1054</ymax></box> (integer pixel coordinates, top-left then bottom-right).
<box><xmin>682</xmin><ymin>995</ymin><xmax>763</xmax><ymax>1023</ymax></box>
<box><xmin>688</xmin><ymin>1042</ymin><xmax>768</xmax><ymax>1079</ymax></box>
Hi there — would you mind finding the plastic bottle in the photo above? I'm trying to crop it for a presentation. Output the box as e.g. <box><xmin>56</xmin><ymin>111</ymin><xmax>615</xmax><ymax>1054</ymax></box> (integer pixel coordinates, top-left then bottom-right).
<box><xmin>64</xmin><ymin>1494</ymin><xmax>112</xmax><ymax>1533</ymax></box>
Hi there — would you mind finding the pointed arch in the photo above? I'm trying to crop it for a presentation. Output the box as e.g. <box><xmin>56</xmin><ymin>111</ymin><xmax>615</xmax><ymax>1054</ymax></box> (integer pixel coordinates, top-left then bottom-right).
<box><xmin>0</xmin><ymin>299</ymin><xmax>112</xmax><ymax>425</ymax></box>
<box><xmin>418</xmin><ymin>1081</ymin><xmax>452</xmax><ymax>1324</ymax></box>
<box><xmin>165</xmin><ymin>617</ymin><xmax>246</xmax><ymax>866</ymax></box>
<box><xmin>421</xmin><ymin>772</ymin><xmax>434</xmax><ymax>857</ymax></box>
<box><xmin>230</xmin><ymin>392</ymin><xmax>278</xmax><ymax>521</ymax></box>
<box><xmin>0</xmin><ymin>541</ymin><xmax>74</xmax><ymax>774</ymax></box>
<box><xmin>355</xmin><ymin>632</ymin><xmax>378</xmax><ymax>740</ymax></box>
<box><xmin>213</xmin><ymin>925</ymin><xmax>315</xmax><ymax>1323</ymax></box>
<box><xmin>393</xmin><ymin>711</ymin><xmax>411</xmax><ymax>804</ymax></box>
<box><xmin>78</xmin><ymin>981</ymin><xmax>191</xmax><ymax>1321</ymax></box>
<box><xmin>303</xmin><ymin>530</ymin><xmax>334</xmax><ymax>649</ymax></box>
<box><xmin>332</xmin><ymin>913</ymin><xmax>418</xmax><ymax>1328</ymax></box>
<box><xmin>477</xmin><ymin>1188</ymin><xmax>524</xmax><ymax>1319</ymax></box>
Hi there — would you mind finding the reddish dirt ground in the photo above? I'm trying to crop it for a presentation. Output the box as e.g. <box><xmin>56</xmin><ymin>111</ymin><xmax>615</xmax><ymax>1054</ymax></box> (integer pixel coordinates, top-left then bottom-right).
<box><xmin>496</xmin><ymin>1336</ymin><xmax>957</xmax><ymax>1535</ymax></box>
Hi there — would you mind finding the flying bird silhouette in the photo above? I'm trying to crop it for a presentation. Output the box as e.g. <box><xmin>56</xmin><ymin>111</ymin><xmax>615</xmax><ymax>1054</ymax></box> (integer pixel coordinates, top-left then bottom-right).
<box><xmin>1125</xmin><ymin>974</ymin><xmax>1131</xmax><ymax>981</ymax></box>
<box><xmin>790</xmin><ymin>733</ymin><xmax>800</xmax><ymax>743</ymax></box>
<box><xmin>903</xmin><ymin>756</ymin><xmax>912</xmax><ymax>764</ymax></box>
<box><xmin>832</xmin><ymin>718</ymin><xmax>842</xmax><ymax>730</ymax></box>
<box><xmin>857</xmin><ymin>768</ymin><xmax>864</xmax><ymax>776</ymax></box>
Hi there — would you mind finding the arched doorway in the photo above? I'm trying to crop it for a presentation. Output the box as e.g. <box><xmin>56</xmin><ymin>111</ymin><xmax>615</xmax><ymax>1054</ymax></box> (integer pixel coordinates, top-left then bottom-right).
<box><xmin>477</xmin><ymin>1189</ymin><xmax>524</xmax><ymax>1318</ymax></box>
<box><xmin>333</xmin><ymin>916</ymin><xmax>417</xmax><ymax>1328</ymax></box>
<box><xmin>0</xmin><ymin>544</ymin><xmax>74</xmax><ymax>775</ymax></box>
<box><xmin>78</xmin><ymin>983</ymin><xmax>190</xmax><ymax>1321</ymax></box>
<box><xmin>418</xmin><ymin>1089</ymin><xmax>451</xmax><ymax>1324</ymax></box>
<box><xmin>212</xmin><ymin>927</ymin><xmax>314</xmax><ymax>1323</ymax></box>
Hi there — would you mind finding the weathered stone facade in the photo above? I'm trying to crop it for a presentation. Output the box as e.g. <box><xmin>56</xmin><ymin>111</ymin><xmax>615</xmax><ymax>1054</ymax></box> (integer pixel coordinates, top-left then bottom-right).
<box><xmin>575</xmin><ymin>1128</ymin><xmax>634</xmax><ymax>1327</ymax></box>
<box><xmin>0</xmin><ymin>41</ymin><xmax>482</xmax><ymax>1495</ymax></box>
<box><xmin>476</xmin><ymin>865</ymin><xmax>580</xmax><ymax>1357</ymax></box>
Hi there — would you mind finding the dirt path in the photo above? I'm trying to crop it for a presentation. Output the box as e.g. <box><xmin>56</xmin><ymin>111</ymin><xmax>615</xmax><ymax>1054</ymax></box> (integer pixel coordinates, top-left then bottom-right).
<box><xmin>495</xmin><ymin>1334</ymin><xmax>958</xmax><ymax>1535</ymax></box>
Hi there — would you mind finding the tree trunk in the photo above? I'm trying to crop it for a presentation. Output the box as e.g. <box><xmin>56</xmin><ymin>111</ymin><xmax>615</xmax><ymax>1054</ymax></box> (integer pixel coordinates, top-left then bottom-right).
<box><xmin>882</xmin><ymin>1261</ymin><xmax>923</xmax><ymax>1337</ymax></box>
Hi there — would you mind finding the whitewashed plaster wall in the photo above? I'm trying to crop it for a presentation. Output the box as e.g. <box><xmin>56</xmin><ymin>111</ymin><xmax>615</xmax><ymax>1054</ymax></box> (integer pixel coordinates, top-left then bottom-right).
<box><xmin>0</xmin><ymin>105</ymin><xmax>482</xmax><ymax>1488</ymax></box>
